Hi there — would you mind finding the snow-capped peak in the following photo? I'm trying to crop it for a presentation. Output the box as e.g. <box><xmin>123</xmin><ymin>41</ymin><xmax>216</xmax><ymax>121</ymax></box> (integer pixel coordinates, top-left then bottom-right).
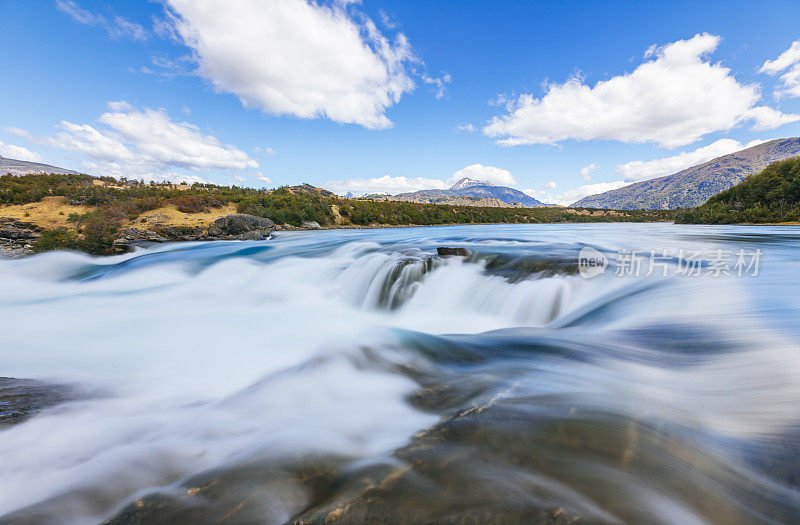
<box><xmin>450</xmin><ymin>177</ymin><xmax>492</xmax><ymax>190</ymax></box>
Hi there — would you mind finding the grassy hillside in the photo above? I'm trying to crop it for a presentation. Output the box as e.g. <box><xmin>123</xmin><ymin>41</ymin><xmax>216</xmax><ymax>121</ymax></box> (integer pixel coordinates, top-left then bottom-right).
<box><xmin>0</xmin><ymin>173</ymin><xmax>676</xmax><ymax>255</ymax></box>
<box><xmin>573</xmin><ymin>138</ymin><xmax>800</xmax><ymax>210</ymax></box>
<box><xmin>677</xmin><ymin>157</ymin><xmax>800</xmax><ymax>224</ymax></box>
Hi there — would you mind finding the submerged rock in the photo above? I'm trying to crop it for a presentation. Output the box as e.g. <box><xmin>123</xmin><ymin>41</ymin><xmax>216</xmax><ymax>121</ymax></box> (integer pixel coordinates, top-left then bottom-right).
<box><xmin>437</xmin><ymin>247</ymin><xmax>469</xmax><ymax>257</ymax></box>
<box><xmin>0</xmin><ymin>377</ymin><xmax>73</xmax><ymax>428</ymax></box>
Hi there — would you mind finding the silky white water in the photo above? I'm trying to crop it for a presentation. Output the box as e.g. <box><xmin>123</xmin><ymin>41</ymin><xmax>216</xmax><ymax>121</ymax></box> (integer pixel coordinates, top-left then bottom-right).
<box><xmin>1</xmin><ymin>224</ymin><xmax>799</xmax><ymax>523</ymax></box>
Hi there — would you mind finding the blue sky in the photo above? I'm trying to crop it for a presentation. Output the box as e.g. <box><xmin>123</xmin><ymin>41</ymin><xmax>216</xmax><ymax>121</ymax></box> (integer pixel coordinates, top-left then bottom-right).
<box><xmin>2</xmin><ymin>0</ymin><xmax>800</xmax><ymax>205</ymax></box>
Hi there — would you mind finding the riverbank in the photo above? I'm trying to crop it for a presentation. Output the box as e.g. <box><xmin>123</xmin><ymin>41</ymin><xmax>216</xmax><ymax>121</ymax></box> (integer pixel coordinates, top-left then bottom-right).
<box><xmin>0</xmin><ymin>173</ymin><xmax>676</xmax><ymax>256</ymax></box>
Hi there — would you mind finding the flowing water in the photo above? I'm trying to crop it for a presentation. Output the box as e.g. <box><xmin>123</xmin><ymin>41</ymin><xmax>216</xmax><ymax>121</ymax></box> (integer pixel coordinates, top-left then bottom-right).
<box><xmin>1</xmin><ymin>223</ymin><xmax>799</xmax><ymax>524</ymax></box>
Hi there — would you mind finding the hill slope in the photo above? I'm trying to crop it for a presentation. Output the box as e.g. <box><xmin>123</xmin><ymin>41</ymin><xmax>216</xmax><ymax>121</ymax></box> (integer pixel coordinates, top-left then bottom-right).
<box><xmin>393</xmin><ymin>177</ymin><xmax>546</xmax><ymax>207</ymax></box>
<box><xmin>677</xmin><ymin>157</ymin><xmax>800</xmax><ymax>224</ymax></box>
<box><xmin>573</xmin><ymin>138</ymin><xmax>800</xmax><ymax>210</ymax></box>
<box><xmin>0</xmin><ymin>155</ymin><xmax>79</xmax><ymax>176</ymax></box>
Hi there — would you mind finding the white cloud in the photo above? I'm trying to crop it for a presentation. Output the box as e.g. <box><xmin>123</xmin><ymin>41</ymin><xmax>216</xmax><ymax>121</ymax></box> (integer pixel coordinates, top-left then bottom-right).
<box><xmin>760</xmin><ymin>41</ymin><xmax>800</xmax><ymax>74</ymax></box>
<box><xmin>252</xmin><ymin>173</ymin><xmax>273</xmax><ymax>185</ymax></box>
<box><xmin>448</xmin><ymin>164</ymin><xmax>517</xmax><ymax>186</ymax></box>
<box><xmin>0</xmin><ymin>141</ymin><xmax>44</xmax><ymax>162</ymax></box>
<box><xmin>616</xmin><ymin>138</ymin><xmax>772</xmax><ymax>181</ymax></box>
<box><xmin>457</xmin><ymin>124</ymin><xmax>475</xmax><ymax>133</ymax></box>
<box><xmin>97</xmin><ymin>105</ymin><xmax>257</xmax><ymax>170</ymax></box>
<box><xmin>48</xmin><ymin>122</ymin><xmax>135</xmax><ymax>162</ymax></box>
<box><xmin>324</xmin><ymin>175</ymin><xmax>448</xmax><ymax>196</ymax></box>
<box><xmin>544</xmin><ymin>181</ymin><xmax>556</xmax><ymax>189</ymax></box>
<box><xmin>580</xmin><ymin>163</ymin><xmax>597</xmax><ymax>180</ymax></box>
<box><xmin>325</xmin><ymin>164</ymin><xmax>518</xmax><ymax>196</ymax></box>
<box><xmin>35</xmin><ymin>102</ymin><xmax>258</xmax><ymax>181</ymax></box>
<box><xmin>423</xmin><ymin>72</ymin><xmax>451</xmax><ymax>99</ymax></box>
<box><xmin>254</xmin><ymin>146</ymin><xmax>276</xmax><ymax>157</ymax></box>
<box><xmin>55</xmin><ymin>0</ymin><xmax>148</xmax><ymax>41</ymax></box>
<box><xmin>163</xmin><ymin>0</ymin><xmax>417</xmax><ymax>129</ymax></box>
<box><xmin>4</xmin><ymin>127</ymin><xmax>35</xmax><ymax>140</ymax></box>
<box><xmin>484</xmin><ymin>34</ymin><xmax>799</xmax><ymax>148</ymax></box>
<box><xmin>759</xmin><ymin>42</ymin><xmax>800</xmax><ymax>99</ymax></box>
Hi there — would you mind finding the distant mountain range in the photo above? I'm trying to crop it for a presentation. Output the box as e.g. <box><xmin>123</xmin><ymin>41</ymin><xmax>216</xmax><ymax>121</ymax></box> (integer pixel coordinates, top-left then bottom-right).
<box><xmin>0</xmin><ymin>155</ymin><xmax>78</xmax><ymax>176</ymax></box>
<box><xmin>572</xmin><ymin>138</ymin><xmax>800</xmax><ymax>209</ymax></box>
<box><xmin>390</xmin><ymin>177</ymin><xmax>546</xmax><ymax>207</ymax></box>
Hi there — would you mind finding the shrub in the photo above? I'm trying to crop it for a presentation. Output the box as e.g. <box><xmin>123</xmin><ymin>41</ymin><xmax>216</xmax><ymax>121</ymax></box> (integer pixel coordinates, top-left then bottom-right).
<box><xmin>33</xmin><ymin>228</ymin><xmax>80</xmax><ymax>252</ymax></box>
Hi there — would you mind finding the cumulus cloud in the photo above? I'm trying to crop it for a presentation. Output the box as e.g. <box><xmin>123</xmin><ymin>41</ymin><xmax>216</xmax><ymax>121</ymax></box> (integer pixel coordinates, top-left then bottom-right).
<box><xmin>617</xmin><ymin>138</ymin><xmax>771</xmax><ymax>181</ymax></box>
<box><xmin>55</xmin><ymin>0</ymin><xmax>148</xmax><ymax>41</ymax></box>
<box><xmin>163</xmin><ymin>0</ymin><xmax>417</xmax><ymax>129</ymax></box>
<box><xmin>0</xmin><ymin>141</ymin><xmax>44</xmax><ymax>162</ymax></box>
<box><xmin>484</xmin><ymin>34</ymin><xmax>799</xmax><ymax>148</ymax></box>
<box><xmin>457</xmin><ymin>124</ymin><xmax>476</xmax><ymax>133</ymax></box>
<box><xmin>580</xmin><ymin>163</ymin><xmax>597</xmax><ymax>180</ymax></box>
<box><xmin>759</xmin><ymin>41</ymin><xmax>800</xmax><ymax>99</ymax></box>
<box><xmin>448</xmin><ymin>164</ymin><xmax>517</xmax><ymax>186</ymax></box>
<box><xmin>97</xmin><ymin>105</ymin><xmax>257</xmax><ymax>170</ymax></box>
<box><xmin>325</xmin><ymin>164</ymin><xmax>517</xmax><ymax>196</ymax></box>
<box><xmin>35</xmin><ymin>102</ymin><xmax>258</xmax><ymax>181</ymax></box>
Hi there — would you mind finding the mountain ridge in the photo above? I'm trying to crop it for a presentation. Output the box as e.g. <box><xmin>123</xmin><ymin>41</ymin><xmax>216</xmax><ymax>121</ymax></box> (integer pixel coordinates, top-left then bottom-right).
<box><xmin>0</xmin><ymin>155</ymin><xmax>79</xmax><ymax>177</ymax></box>
<box><xmin>390</xmin><ymin>179</ymin><xmax>546</xmax><ymax>207</ymax></box>
<box><xmin>572</xmin><ymin>138</ymin><xmax>800</xmax><ymax>210</ymax></box>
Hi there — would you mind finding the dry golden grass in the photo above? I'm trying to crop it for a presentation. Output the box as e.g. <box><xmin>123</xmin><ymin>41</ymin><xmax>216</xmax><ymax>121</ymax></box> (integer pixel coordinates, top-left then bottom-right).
<box><xmin>0</xmin><ymin>196</ymin><xmax>91</xmax><ymax>228</ymax></box>
<box><xmin>130</xmin><ymin>204</ymin><xmax>237</xmax><ymax>228</ymax></box>
<box><xmin>0</xmin><ymin>198</ymin><xmax>236</xmax><ymax>230</ymax></box>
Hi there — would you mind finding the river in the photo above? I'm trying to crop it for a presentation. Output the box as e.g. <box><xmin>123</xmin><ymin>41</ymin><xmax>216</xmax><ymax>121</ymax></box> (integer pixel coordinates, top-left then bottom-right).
<box><xmin>1</xmin><ymin>223</ymin><xmax>799</xmax><ymax>524</ymax></box>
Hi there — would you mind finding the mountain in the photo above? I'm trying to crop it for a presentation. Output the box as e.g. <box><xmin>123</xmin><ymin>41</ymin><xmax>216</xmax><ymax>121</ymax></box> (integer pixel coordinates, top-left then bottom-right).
<box><xmin>572</xmin><ymin>138</ymin><xmax>800</xmax><ymax>210</ymax></box>
<box><xmin>450</xmin><ymin>177</ymin><xmax>489</xmax><ymax>190</ymax></box>
<box><xmin>392</xmin><ymin>178</ymin><xmax>546</xmax><ymax>207</ymax></box>
<box><xmin>0</xmin><ymin>155</ymin><xmax>79</xmax><ymax>176</ymax></box>
<box><xmin>677</xmin><ymin>157</ymin><xmax>800</xmax><ymax>224</ymax></box>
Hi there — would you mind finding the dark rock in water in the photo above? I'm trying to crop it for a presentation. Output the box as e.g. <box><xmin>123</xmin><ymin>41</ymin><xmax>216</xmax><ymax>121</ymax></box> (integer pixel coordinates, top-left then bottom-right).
<box><xmin>301</xmin><ymin>220</ymin><xmax>322</xmax><ymax>230</ymax></box>
<box><xmin>437</xmin><ymin>247</ymin><xmax>469</xmax><ymax>257</ymax></box>
<box><xmin>0</xmin><ymin>218</ymin><xmax>42</xmax><ymax>257</ymax></box>
<box><xmin>104</xmin><ymin>456</ymin><xmax>346</xmax><ymax>525</ymax></box>
<box><xmin>0</xmin><ymin>377</ymin><xmax>73</xmax><ymax>428</ymax></box>
<box><xmin>479</xmin><ymin>253</ymin><xmax>580</xmax><ymax>282</ymax></box>
<box><xmin>210</xmin><ymin>214</ymin><xmax>275</xmax><ymax>237</ymax></box>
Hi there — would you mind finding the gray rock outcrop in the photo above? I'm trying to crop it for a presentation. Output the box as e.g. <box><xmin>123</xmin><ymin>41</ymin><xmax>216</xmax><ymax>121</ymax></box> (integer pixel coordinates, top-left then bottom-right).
<box><xmin>0</xmin><ymin>218</ymin><xmax>42</xmax><ymax>257</ymax></box>
<box><xmin>208</xmin><ymin>214</ymin><xmax>275</xmax><ymax>239</ymax></box>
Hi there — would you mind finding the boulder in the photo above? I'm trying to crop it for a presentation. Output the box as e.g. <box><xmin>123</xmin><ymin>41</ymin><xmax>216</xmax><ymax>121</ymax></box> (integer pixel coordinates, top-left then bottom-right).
<box><xmin>437</xmin><ymin>247</ymin><xmax>469</xmax><ymax>257</ymax></box>
<box><xmin>211</xmin><ymin>214</ymin><xmax>275</xmax><ymax>236</ymax></box>
<box><xmin>301</xmin><ymin>220</ymin><xmax>322</xmax><ymax>230</ymax></box>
